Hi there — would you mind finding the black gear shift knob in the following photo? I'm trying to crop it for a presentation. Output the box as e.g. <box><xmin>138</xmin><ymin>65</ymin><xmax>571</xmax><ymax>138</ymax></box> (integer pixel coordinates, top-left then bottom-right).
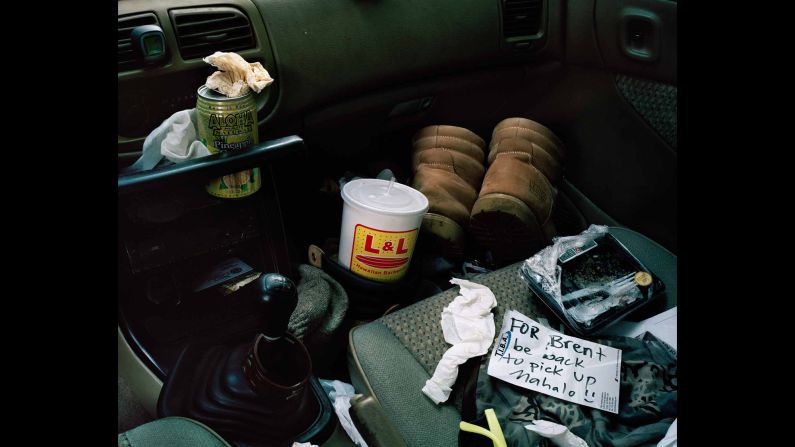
<box><xmin>255</xmin><ymin>273</ymin><xmax>298</xmax><ymax>339</ymax></box>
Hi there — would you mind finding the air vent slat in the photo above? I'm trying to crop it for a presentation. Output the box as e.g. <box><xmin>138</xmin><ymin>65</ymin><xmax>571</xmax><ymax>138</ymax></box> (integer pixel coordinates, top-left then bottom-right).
<box><xmin>180</xmin><ymin>31</ymin><xmax>252</xmax><ymax>45</ymax></box>
<box><xmin>176</xmin><ymin>18</ymin><xmax>245</xmax><ymax>32</ymax></box>
<box><xmin>118</xmin><ymin>26</ymin><xmax>137</xmax><ymax>34</ymax></box>
<box><xmin>177</xmin><ymin>25</ymin><xmax>251</xmax><ymax>40</ymax></box>
<box><xmin>174</xmin><ymin>15</ymin><xmax>238</xmax><ymax>27</ymax></box>
<box><xmin>505</xmin><ymin>9</ymin><xmax>542</xmax><ymax>15</ymax></box>
<box><xmin>177</xmin><ymin>19</ymin><xmax>248</xmax><ymax>34</ymax></box>
<box><xmin>179</xmin><ymin>37</ymin><xmax>254</xmax><ymax>52</ymax></box>
<box><xmin>118</xmin><ymin>12</ymin><xmax>159</xmax><ymax>71</ymax></box>
<box><xmin>180</xmin><ymin>36</ymin><xmax>253</xmax><ymax>49</ymax></box>
<box><xmin>170</xmin><ymin>7</ymin><xmax>256</xmax><ymax>60</ymax></box>
<box><xmin>502</xmin><ymin>0</ymin><xmax>543</xmax><ymax>39</ymax></box>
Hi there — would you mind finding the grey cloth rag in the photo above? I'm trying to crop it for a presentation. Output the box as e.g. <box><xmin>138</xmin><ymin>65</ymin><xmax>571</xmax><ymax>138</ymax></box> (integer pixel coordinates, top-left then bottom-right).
<box><xmin>475</xmin><ymin>332</ymin><xmax>676</xmax><ymax>447</ymax></box>
<box><xmin>289</xmin><ymin>264</ymin><xmax>349</xmax><ymax>351</ymax></box>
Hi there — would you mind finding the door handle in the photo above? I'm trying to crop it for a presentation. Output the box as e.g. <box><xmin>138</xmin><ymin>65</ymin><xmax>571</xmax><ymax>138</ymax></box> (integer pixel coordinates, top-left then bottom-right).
<box><xmin>619</xmin><ymin>7</ymin><xmax>661</xmax><ymax>63</ymax></box>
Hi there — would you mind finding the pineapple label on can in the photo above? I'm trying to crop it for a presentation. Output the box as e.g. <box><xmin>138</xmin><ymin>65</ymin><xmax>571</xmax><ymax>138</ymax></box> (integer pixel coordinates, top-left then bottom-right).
<box><xmin>196</xmin><ymin>85</ymin><xmax>261</xmax><ymax>199</ymax></box>
<box><xmin>205</xmin><ymin>167</ymin><xmax>260</xmax><ymax>198</ymax></box>
<box><xmin>349</xmin><ymin>225</ymin><xmax>418</xmax><ymax>282</ymax></box>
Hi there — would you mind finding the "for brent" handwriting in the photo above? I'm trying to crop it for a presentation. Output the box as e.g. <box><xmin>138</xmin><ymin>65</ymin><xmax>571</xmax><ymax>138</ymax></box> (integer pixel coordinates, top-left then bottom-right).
<box><xmin>489</xmin><ymin>310</ymin><xmax>621</xmax><ymax>413</ymax></box>
<box><xmin>509</xmin><ymin>317</ymin><xmax>607</xmax><ymax>362</ymax></box>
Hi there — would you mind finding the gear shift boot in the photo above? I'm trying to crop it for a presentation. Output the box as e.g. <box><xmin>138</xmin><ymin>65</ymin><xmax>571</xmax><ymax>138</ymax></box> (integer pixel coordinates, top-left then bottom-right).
<box><xmin>242</xmin><ymin>333</ymin><xmax>311</xmax><ymax>403</ymax></box>
<box><xmin>158</xmin><ymin>339</ymin><xmax>333</xmax><ymax>446</ymax></box>
<box><xmin>157</xmin><ymin>273</ymin><xmax>335</xmax><ymax>446</ymax></box>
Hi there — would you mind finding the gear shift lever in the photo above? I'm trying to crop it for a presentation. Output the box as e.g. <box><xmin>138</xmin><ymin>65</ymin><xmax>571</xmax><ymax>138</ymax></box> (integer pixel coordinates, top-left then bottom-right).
<box><xmin>256</xmin><ymin>273</ymin><xmax>298</xmax><ymax>340</ymax></box>
<box><xmin>243</xmin><ymin>273</ymin><xmax>308</xmax><ymax>392</ymax></box>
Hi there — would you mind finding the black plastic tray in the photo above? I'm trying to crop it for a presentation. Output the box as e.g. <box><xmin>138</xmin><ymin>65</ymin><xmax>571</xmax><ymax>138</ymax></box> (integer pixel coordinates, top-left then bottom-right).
<box><xmin>523</xmin><ymin>232</ymin><xmax>665</xmax><ymax>337</ymax></box>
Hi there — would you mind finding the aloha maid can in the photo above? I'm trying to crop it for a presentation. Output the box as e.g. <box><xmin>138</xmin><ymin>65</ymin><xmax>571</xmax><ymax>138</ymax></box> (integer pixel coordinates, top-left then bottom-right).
<box><xmin>196</xmin><ymin>85</ymin><xmax>261</xmax><ymax>198</ymax></box>
<box><xmin>338</xmin><ymin>179</ymin><xmax>429</xmax><ymax>283</ymax></box>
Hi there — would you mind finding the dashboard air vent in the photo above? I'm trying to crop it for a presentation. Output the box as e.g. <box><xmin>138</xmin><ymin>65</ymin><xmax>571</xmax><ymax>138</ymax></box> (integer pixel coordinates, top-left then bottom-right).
<box><xmin>502</xmin><ymin>0</ymin><xmax>543</xmax><ymax>38</ymax></box>
<box><xmin>118</xmin><ymin>12</ymin><xmax>159</xmax><ymax>72</ymax></box>
<box><xmin>170</xmin><ymin>7</ymin><xmax>256</xmax><ymax>60</ymax></box>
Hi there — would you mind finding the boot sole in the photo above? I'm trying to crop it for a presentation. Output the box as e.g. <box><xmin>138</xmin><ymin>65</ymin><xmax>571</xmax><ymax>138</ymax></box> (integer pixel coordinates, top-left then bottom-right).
<box><xmin>419</xmin><ymin>213</ymin><xmax>466</xmax><ymax>259</ymax></box>
<box><xmin>470</xmin><ymin>193</ymin><xmax>551</xmax><ymax>264</ymax></box>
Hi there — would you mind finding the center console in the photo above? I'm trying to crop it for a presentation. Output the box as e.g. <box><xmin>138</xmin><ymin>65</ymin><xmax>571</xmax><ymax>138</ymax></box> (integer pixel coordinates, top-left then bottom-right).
<box><xmin>119</xmin><ymin>136</ymin><xmax>337</xmax><ymax>446</ymax></box>
<box><xmin>118</xmin><ymin>137</ymin><xmax>301</xmax><ymax>379</ymax></box>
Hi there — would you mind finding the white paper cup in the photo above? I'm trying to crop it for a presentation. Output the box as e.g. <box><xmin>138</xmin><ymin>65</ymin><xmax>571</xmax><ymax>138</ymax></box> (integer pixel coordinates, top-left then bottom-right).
<box><xmin>338</xmin><ymin>179</ymin><xmax>429</xmax><ymax>283</ymax></box>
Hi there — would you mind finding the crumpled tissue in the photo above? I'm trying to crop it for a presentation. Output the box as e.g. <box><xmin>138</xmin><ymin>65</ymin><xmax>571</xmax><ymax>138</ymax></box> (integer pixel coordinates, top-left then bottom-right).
<box><xmin>323</xmin><ymin>380</ymin><xmax>368</xmax><ymax>446</ymax></box>
<box><xmin>204</xmin><ymin>51</ymin><xmax>274</xmax><ymax>98</ymax></box>
<box><xmin>525</xmin><ymin>420</ymin><xmax>588</xmax><ymax>447</ymax></box>
<box><xmin>126</xmin><ymin>109</ymin><xmax>210</xmax><ymax>172</ymax></box>
<box><xmin>422</xmin><ymin>278</ymin><xmax>497</xmax><ymax>404</ymax></box>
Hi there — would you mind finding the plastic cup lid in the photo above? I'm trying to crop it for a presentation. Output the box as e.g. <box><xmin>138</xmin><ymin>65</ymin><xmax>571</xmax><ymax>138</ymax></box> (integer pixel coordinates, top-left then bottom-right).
<box><xmin>341</xmin><ymin>178</ymin><xmax>429</xmax><ymax>216</ymax></box>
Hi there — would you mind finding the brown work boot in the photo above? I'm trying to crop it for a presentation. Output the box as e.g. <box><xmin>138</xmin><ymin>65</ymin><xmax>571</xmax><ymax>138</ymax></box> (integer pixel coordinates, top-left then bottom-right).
<box><xmin>490</xmin><ymin>117</ymin><xmax>566</xmax><ymax>163</ymax></box>
<box><xmin>470</xmin><ymin>118</ymin><xmax>565</xmax><ymax>264</ymax></box>
<box><xmin>410</xmin><ymin>125</ymin><xmax>485</xmax><ymax>259</ymax></box>
<box><xmin>488</xmin><ymin>136</ymin><xmax>562</xmax><ymax>185</ymax></box>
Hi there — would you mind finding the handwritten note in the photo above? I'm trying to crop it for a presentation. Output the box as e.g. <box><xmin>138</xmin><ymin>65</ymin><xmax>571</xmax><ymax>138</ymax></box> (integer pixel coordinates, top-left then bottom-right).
<box><xmin>487</xmin><ymin>310</ymin><xmax>622</xmax><ymax>413</ymax></box>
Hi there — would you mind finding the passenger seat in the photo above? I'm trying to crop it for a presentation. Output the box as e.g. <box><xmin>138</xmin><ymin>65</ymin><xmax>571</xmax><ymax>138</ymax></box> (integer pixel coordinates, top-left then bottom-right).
<box><xmin>347</xmin><ymin>227</ymin><xmax>677</xmax><ymax>446</ymax></box>
<box><xmin>118</xmin><ymin>417</ymin><xmax>231</xmax><ymax>447</ymax></box>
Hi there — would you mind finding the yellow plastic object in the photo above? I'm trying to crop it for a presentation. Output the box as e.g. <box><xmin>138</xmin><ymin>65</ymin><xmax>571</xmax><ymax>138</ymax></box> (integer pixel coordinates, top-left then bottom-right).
<box><xmin>634</xmin><ymin>271</ymin><xmax>653</xmax><ymax>287</ymax></box>
<box><xmin>459</xmin><ymin>408</ymin><xmax>507</xmax><ymax>447</ymax></box>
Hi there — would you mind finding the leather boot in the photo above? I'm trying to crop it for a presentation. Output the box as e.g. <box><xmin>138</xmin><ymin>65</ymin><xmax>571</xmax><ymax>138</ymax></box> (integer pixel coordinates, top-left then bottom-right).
<box><xmin>490</xmin><ymin>117</ymin><xmax>566</xmax><ymax>163</ymax></box>
<box><xmin>470</xmin><ymin>118</ymin><xmax>565</xmax><ymax>264</ymax></box>
<box><xmin>410</xmin><ymin>125</ymin><xmax>485</xmax><ymax>258</ymax></box>
<box><xmin>488</xmin><ymin>136</ymin><xmax>562</xmax><ymax>185</ymax></box>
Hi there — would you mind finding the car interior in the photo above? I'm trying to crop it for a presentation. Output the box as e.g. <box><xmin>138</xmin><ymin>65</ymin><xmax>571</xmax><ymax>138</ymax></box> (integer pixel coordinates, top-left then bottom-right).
<box><xmin>117</xmin><ymin>0</ymin><xmax>677</xmax><ymax>446</ymax></box>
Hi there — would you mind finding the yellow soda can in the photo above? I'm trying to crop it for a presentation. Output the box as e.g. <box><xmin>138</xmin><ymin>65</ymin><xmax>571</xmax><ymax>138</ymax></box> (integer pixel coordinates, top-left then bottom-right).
<box><xmin>196</xmin><ymin>85</ymin><xmax>261</xmax><ymax>198</ymax></box>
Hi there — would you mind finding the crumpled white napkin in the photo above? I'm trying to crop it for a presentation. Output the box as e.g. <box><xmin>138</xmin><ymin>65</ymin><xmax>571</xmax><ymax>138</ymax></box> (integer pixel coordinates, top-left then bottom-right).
<box><xmin>321</xmin><ymin>380</ymin><xmax>368</xmax><ymax>447</ymax></box>
<box><xmin>525</xmin><ymin>420</ymin><xmax>588</xmax><ymax>447</ymax></box>
<box><xmin>160</xmin><ymin>109</ymin><xmax>210</xmax><ymax>163</ymax></box>
<box><xmin>204</xmin><ymin>51</ymin><xmax>274</xmax><ymax>98</ymax></box>
<box><xmin>126</xmin><ymin>109</ymin><xmax>210</xmax><ymax>172</ymax></box>
<box><xmin>422</xmin><ymin>278</ymin><xmax>497</xmax><ymax>404</ymax></box>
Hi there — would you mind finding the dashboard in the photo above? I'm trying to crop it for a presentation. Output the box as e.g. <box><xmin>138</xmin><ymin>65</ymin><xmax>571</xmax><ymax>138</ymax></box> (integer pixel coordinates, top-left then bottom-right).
<box><xmin>118</xmin><ymin>0</ymin><xmax>564</xmax><ymax>158</ymax></box>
